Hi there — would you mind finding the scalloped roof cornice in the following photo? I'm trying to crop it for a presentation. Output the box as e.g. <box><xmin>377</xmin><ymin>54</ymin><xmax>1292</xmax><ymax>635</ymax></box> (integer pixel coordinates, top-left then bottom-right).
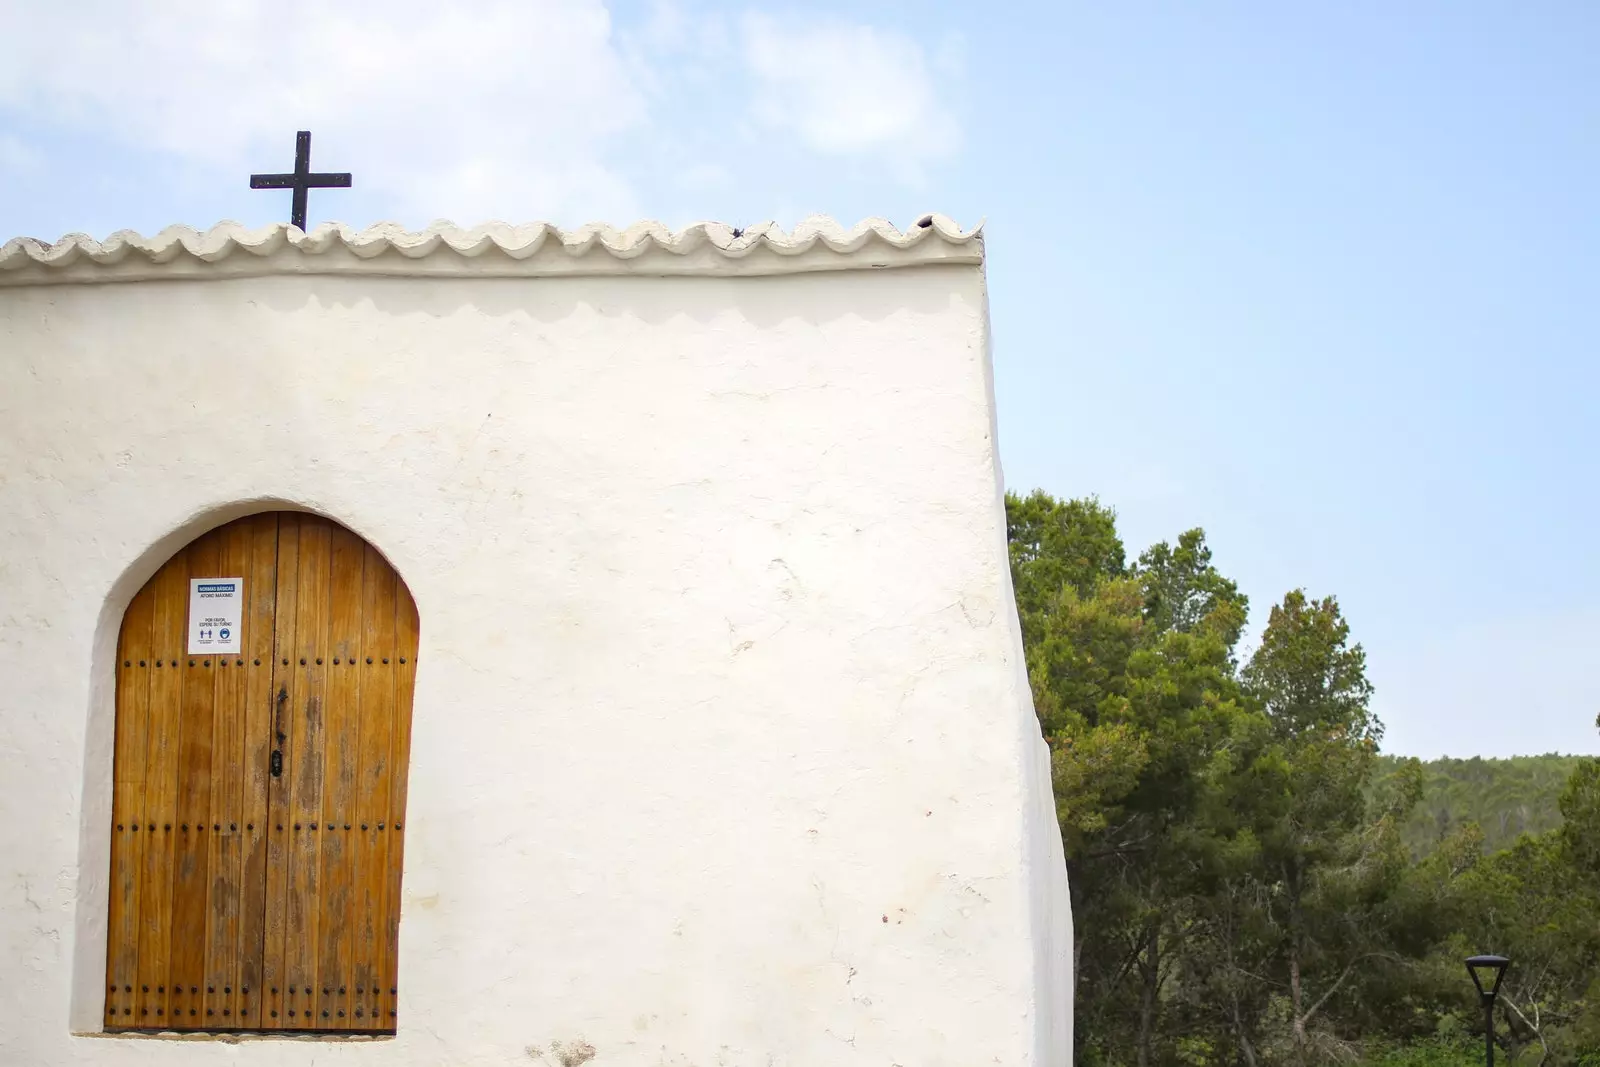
<box><xmin>0</xmin><ymin>215</ymin><xmax>982</xmax><ymax>287</ymax></box>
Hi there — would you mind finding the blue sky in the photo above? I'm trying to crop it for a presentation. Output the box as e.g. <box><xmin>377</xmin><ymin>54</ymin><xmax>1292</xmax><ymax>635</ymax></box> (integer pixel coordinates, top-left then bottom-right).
<box><xmin>3</xmin><ymin>2</ymin><xmax>1595</xmax><ymax>757</ymax></box>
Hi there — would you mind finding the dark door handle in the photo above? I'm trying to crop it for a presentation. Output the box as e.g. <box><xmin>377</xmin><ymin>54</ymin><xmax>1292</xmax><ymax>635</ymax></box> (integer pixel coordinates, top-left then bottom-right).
<box><xmin>270</xmin><ymin>750</ymin><xmax>283</xmax><ymax>778</ymax></box>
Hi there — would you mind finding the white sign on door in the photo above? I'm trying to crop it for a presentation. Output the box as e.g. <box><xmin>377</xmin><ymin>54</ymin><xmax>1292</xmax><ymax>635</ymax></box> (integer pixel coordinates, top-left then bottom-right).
<box><xmin>188</xmin><ymin>577</ymin><xmax>244</xmax><ymax>654</ymax></box>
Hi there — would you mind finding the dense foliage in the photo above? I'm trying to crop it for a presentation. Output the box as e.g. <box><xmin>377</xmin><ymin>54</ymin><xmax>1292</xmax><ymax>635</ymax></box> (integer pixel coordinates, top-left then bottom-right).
<box><xmin>1369</xmin><ymin>756</ymin><xmax>1590</xmax><ymax>859</ymax></box>
<box><xmin>1008</xmin><ymin>491</ymin><xmax>1600</xmax><ymax>1067</ymax></box>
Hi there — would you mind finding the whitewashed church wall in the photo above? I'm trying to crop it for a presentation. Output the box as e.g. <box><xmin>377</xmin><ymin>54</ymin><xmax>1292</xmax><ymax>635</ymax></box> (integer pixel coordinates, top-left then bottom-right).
<box><xmin>0</xmin><ymin>261</ymin><xmax>1070</xmax><ymax>1066</ymax></box>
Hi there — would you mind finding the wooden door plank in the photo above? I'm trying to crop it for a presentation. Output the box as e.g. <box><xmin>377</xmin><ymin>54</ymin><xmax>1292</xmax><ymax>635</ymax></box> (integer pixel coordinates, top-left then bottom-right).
<box><xmin>385</xmin><ymin>586</ymin><xmax>421</xmax><ymax>1029</ymax></box>
<box><xmin>137</xmin><ymin>552</ymin><xmax>187</xmax><ymax>1027</ymax></box>
<box><xmin>201</xmin><ymin>536</ymin><xmax>233</xmax><ymax>1028</ymax></box>
<box><xmin>199</xmin><ymin>522</ymin><xmax>250</xmax><ymax>1026</ymax></box>
<box><xmin>353</xmin><ymin>550</ymin><xmax>397</xmax><ymax>1031</ymax></box>
<box><xmin>262</xmin><ymin>514</ymin><xmax>301</xmax><ymax>1030</ymax></box>
<box><xmin>106</xmin><ymin>585</ymin><xmax>156</xmax><ymax>1028</ymax></box>
<box><xmin>237</xmin><ymin>513</ymin><xmax>278</xmax><ymax>1027</ymax></box>
<box><xmin>318</xmin><ymin>523</ymin><xmax>365</xmax><ymax>1028</ymax></box>
<box><xmin>169</xmin><ymin>532</ymin><xmax>222</xmax><ymax>1029</ymax></box>
<box><xmin>287</xmin><ymin>516</ymin><xmax>332</xmax><ymax>1029</ymax></box>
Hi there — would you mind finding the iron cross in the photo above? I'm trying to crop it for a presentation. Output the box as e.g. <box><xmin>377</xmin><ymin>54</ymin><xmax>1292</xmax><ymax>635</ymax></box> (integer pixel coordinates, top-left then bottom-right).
<box><xmin>249</xmin><ymin>131</ymin><xmax>352</xmax><ymax>231</ymax></box>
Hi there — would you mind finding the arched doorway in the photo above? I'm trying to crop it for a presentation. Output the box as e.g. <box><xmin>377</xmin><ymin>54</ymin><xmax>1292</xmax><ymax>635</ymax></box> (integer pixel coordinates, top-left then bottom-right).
<box><xmin>103</xmin><ymin>512</ymin><xmax>418</xmax><ymax>1034</ymax></box>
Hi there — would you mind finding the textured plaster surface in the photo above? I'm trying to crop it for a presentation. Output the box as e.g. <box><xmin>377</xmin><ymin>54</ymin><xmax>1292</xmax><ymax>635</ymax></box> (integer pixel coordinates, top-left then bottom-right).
<box><xmin>0</xmin><ymin>227</ymin><xmax>1070</xmax><ymax>1066</ymax></box>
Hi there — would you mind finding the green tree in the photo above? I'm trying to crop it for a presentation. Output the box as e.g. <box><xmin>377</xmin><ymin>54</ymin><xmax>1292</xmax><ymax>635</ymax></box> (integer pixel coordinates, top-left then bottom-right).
<box><xmin>1372</xmin><ymin>754</ymin><xmax>1590</xmax><ymax>858</ymax></box>
<box><xmin>1238</xmin><ymin>591</ymin><xmax>1390</xmax><ymax>1065</ymax></box>
<box><xmin>1449</xmin><ymin>828</ymin><xmax>1600</xmax><ymax>1065</ymax></box>
<box><xmin>1136</xmin><ymin>528</ymin><xmax>1247</xmax><ymax>651</ymax></box>
<box><xmin>1007</xmin><ymin>490</ymin><xmax>1125</xmax><ymax>626</ymax></box>
<box><xmin>1008</xmin><ymin>488</ymin><xmax>1600</xmax><ymax>1067</ymax></box>
<box><xmin>1010</xmin><ymin>493</ymin><xmax>1258</xmax><ymax>1067</ymax></box>
<box><xmin>1558</xmin><ymin>755</ymin><xmax>1600</xmax><ymax>876</ymax></box>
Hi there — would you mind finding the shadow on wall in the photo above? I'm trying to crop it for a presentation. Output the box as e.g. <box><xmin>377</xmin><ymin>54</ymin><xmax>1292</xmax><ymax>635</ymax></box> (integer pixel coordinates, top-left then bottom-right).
<box><xmin>239</xmin><ymin>264</ymin><xmax>979</xmax><ymax>328</ymax></box>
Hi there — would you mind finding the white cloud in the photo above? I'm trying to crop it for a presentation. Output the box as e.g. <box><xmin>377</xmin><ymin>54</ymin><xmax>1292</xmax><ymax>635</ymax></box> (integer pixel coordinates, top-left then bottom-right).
<box><xmin>740</xmin><ymin>13</ymin><xmax>960</xmax><ymax>174</ymax></box>
<box><xmin>637</xmin><ymin>0</ymin><xmax>693</xmax><ymax>54</ymax></box>
<box><xmin>0</xmin><ymin>0</ymin><xmax>646</xmax><ymax>224</ymax></box>
<box><xmin>0</xmin><ymin>2</ymin><xmax>965</xmax><ymax>227</ymax></box>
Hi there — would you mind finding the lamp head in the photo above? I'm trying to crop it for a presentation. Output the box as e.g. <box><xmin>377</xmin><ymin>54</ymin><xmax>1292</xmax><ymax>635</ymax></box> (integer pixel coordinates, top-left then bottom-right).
<box><xmin>1466</xmin><ymin>954</ymin><xmax>1510</xmax><ymax>1000</ymax></box>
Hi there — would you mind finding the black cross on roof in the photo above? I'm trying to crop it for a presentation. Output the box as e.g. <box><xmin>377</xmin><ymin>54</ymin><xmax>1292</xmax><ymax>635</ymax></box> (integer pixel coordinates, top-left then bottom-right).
<box><xmin>249</xmin><ymin>131</ymin><xmax>351</xmax><ymax>231</ymax></box>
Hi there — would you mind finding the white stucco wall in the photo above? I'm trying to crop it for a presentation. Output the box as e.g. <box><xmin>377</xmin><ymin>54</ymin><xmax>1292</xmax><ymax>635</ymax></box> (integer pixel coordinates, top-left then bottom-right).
<box><xmin>0</xmin><ymin>220</ymin><xmax>1070</xmax><ymax>1066</ymax></box>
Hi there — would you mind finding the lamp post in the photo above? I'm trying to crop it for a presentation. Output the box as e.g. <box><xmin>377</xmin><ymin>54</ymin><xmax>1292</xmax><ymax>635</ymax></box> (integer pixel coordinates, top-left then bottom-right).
<box><xmin>1465</xmin><ymin>955</ymin><xmax>1510</xmax><ymax>1067</ymax></box>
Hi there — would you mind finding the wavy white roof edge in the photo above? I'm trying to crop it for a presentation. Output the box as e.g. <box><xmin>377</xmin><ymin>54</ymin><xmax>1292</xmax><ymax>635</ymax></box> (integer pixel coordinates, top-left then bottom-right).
<box><xmin>0</xmin><ymin>214</ymin><xmax>983</xmax><ymax>286</ymax></box>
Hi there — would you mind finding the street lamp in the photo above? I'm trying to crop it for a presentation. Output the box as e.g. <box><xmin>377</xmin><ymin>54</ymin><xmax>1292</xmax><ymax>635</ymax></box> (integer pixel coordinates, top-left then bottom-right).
<box><xmin>1465</xmin><ymin>955</ymin><xmax>1511</xmax><ymax>1067</ymax></box>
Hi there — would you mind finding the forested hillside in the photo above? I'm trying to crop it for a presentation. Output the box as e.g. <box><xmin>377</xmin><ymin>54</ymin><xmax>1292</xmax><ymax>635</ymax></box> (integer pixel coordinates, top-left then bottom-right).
<box><xmin>1372</xmin><ymin>755</ymin><xmax>1589</xmax><ymax>858</ymax></box>
<box><xmin>1010</xmin><ymin>490</ymin><xmax>1600</xmax><ymax>1067</ymax></box>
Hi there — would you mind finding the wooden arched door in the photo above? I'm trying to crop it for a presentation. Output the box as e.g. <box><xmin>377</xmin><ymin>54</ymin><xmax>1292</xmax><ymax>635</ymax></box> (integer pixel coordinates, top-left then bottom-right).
<box><xmin>104</xmin><ymin>512</ymin><xmax>418</xmax><ymax>1034</ymax></box>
